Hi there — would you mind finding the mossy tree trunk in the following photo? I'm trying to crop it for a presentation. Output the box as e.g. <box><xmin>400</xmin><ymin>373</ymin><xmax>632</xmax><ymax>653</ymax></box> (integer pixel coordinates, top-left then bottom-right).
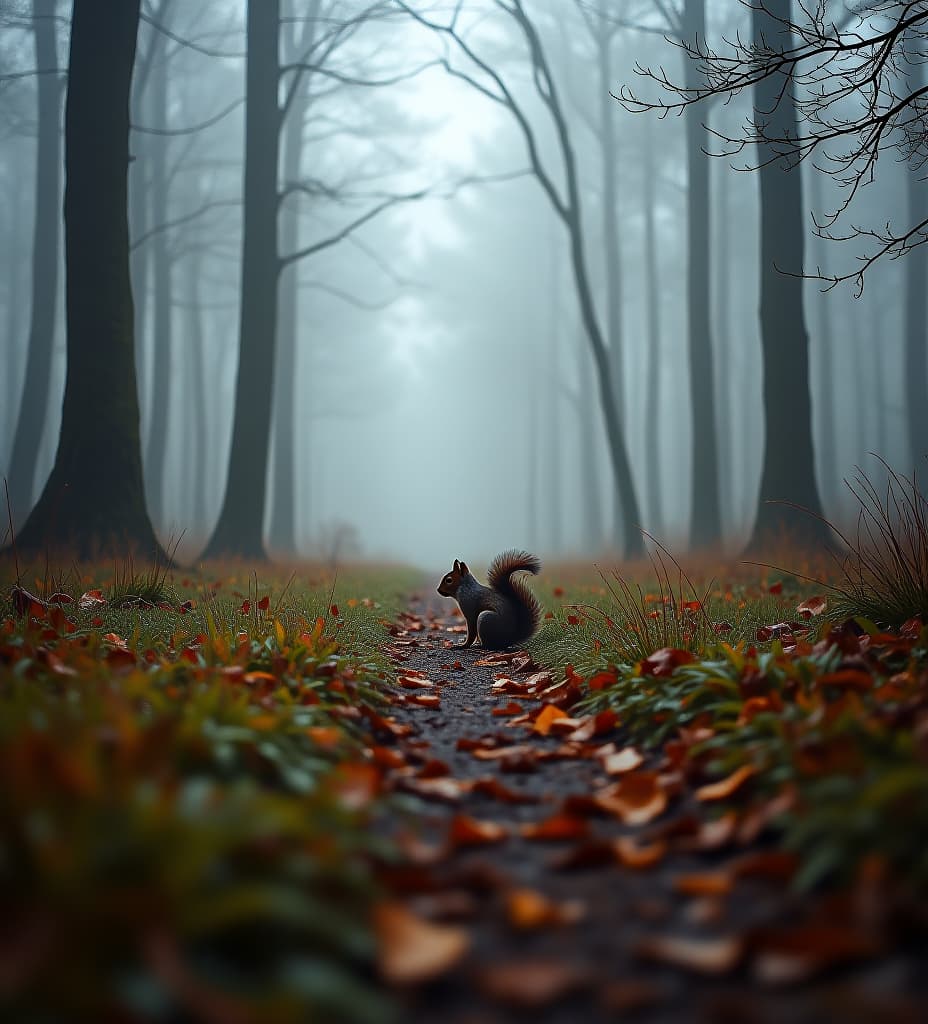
<box><xmin>14</xmin><ymin>0</ymin><xmax>163</xmax><ymax>561</ymax></box>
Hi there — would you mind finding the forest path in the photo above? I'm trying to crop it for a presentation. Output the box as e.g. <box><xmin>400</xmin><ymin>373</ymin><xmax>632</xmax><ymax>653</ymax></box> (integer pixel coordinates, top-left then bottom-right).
<box><xmin>371</xmin><ymin>591</ymin><xmax>909</xmax><ymax>1024</ymax></box>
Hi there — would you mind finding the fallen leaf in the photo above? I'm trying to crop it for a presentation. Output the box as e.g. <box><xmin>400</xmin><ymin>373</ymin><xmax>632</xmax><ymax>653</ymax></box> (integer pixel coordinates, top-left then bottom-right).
<box><xmin>797</xmin><ymin>595</ymin><xmax>827</xmax><ymax>619</ymax></box>
<box><xmin>597</xmin><ymin>772</ymin><xmax>668</xmax><ymax>825</ymax></box>
<box><xmin>374</xmin><ymin>902</ymin><xmax>470</xmax><ymax>985</ymax></box>
<box><xmin>533</xmin><ymin>704</ymin><xmax>569</xmax><ymax>735</ymax></box>
<box><xmin>520</xmin><ymin>814</ymin><xmax>590</xmax><ymax>841</ymax></box>
<box><xmin>504</xmin><ymin>888</ymin><xmax>585</xmax><ymax>930</ymax></box>
<box><xmin>613</xmin><ymin>836</ymin><xmax>667</xmax><ymax>869</ymax></box>
<box><xmin>639</xmin><ymin>648</ymin><xmax>696</xmax><ymax>677</ymax></box>
<box><xmin>696</xmin><ymin>764</ymin><xmax>757</xmax><ymax>802</ymax></box>
<box><xmin>600</xmin><ymin>746</ymin><xmax>644</xmax><ymax>775</ymax></box>
<box><xmin>635</xmin><ymin>934</ymin><xmax>744</xmax><ymax>975</ymax></box>
<box><xmin>672</xmin><ymin>872</ymin><xmax>734</xmax><ymax>897</ymax></box>
<box><xmin>475</xmin><ymin>959</ymin><xmax>591</xmax><ymax>1008</ymax></box>
<box><xmin>448</xmin><ymin>814</ymin><xmax>508</xmax><ymax>847</ymax></box>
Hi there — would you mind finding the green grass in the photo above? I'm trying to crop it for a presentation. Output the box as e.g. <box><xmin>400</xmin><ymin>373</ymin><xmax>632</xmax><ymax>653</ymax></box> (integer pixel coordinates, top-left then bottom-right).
<box><xmin>0</xmin><ymin>558</ymin><xmax>417</xmax><ymax>1023</ymax></box>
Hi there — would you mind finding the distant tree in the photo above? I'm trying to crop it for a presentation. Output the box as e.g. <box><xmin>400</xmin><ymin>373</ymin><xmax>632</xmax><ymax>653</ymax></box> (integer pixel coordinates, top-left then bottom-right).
<box><xmin>397</xmin><ymin>0</ymin><xmax>645</xmax><ymax>557</ymax></box>
<box><xmin>14</xmin><ymin>0</ymin><xmax>164</xmax><ymax>558</ymax></box>
<box><xmin>6</xmin><ymin>0</ymin><xmax>64</xmax><ymax>526</ymax></box>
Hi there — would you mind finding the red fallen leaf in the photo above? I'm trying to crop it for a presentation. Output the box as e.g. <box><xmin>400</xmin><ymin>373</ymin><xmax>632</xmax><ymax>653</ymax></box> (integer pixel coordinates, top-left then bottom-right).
<box><xmin>613</xmin><ymin>836</ymin><xmax>667</xmax><ymax>869</ymax></box>
<box><xmin>369</xmin><ymin>745</ymin><xmax>406</xmax><ymax>769</ymax></box>
<box><xmin>504</xmin><ymin>888</ymin><xmax>585</xmax><ymax>929</ymax></box>
<box><xmin>243</xmin><ymin>670</ymin><xmax>277</xmax><ymax>685</ymax></box>
<box><xmin>672</xmin><ymin>872</ymin><xmax>734</xmax><ymax>897</ymax></box>
<box><xmin>520</xmin><ymin>814</ymin><xmax>590</xmax><ymax>841</ymax></box>
<box><xmin>102</xmin><ymin>632</ymin><xmax>130</xmax><ymax>651</ymax></box>
<box><xmin>639</xmin><ymin>648</ymin><xmax>695</xmax><ymax>677</ymax></box>
<box><xmin>566</xmin><ymin>614</ymin><xmax>580</xmax><ymax>625</ymax></box>
<box><xmin>257</xmin><ymin>595</ymin><xmax>270</xmax><ymax>611</ymax></box>
<box><xmin>567</xmin><ymin>708</ymin><xmax>618</xmax><ymax>741</ymax></box>
<box><xmin>600</xmin><ymin>746</ymin><xmax>644</xmax><ymax>775</ymax></box>
<box><xmin>713</xmin><ymin>621</ymin><xmax>733</xmax><ymax>634</ymax></box>
<box><xmin>682</xmin><ymin>600</ymin><xmax>702</xmax><ymax>612</ymax></box>
<box><xmin>696</xmin><ymin>764</ymin><xmax>757</xmax><ymax>802</ymax></box>
<box><xmin>635</xmin><ymin>933</ymin><xmax>744</xmax><ymax>975</ymax></box>
<box><xmin>330</xmin><ymin>603</ymin><xmax>339</xmax><ymax>617</ymax></box>
<box><xmin>470</xmin><ymin>777</ymin><xmax>538</xmax><ymax>804</ymax></box>
<box><xmin>44</xmin><ymin>650</ymin><xmax>78</xmax><ymax>677</ymax></box>
<box><xmin>586</xmin><ymin>669</ymin><xmax>617</xmax><ymax>691</ymax></box>
<box><xmin>418</xmin><ymin>758</ymin><xmax>450</xmax><ymax>778</ymax></box>
<box><xmin>373</xmin><ymin>902</ymin><xmax>470</xmax><ymax>985</ymax></box>
<box><xmin>597</xmin><ymin>772</ymin><xmax>668</xmax><ymax>825</ymax></box>
<box><xmin>756</xmin><ymin>622</ymin><xmax>795</xmax><ymax>642</ymax></box>
<box><xmin>448</xmin><ymin>814</ymin><xmax>508</xmax><ymax>847</ymax></box>
<box><xmin>456</xmin><ymin>736</ymin><xmax>489</xmax><ymax>752</ymax></box>
<box><xmin>551</xmin><ymin>839</ymin><xmax>618</xmax><ymax>870</ymax></box>
<box><xmin>240</xmin><ymin>599</ymin><xmax>251</xmax><ymax>614</ymax></box>
<box><xmin>553</xmin><ymin>587</ymin><xmax>564</xmax><ymax>597</ymax></box>
<box><xmin>797</xmin><ymin>594</ymin><xmax>827</xmax><ymax>619</ymax></box>
<box><xmin>673</xmin><ymin>812</ymin><xmax>739</xmax><ymax>853</ymax></box>
<box><xmin>79</xmin><ymin>589</ymin><xmax>106</xmax><ymax>610</ymax></box>
<box><xmin>475</xmin><ymin>959</ymin><xmax>591</xmax><ymax>1008</ymax></box>
<box><xmin>492</xmin><ymin>701</ymin><xmax>525</xmax><ymax>717</ymax></box>
<box><xmin>768</xmin><ymin>581</ymin><xmax>783</xmax><ymax>594</ymax></box>
<box><xmin>47</xmin><ymin>592</ymin><xmax>72</xmax><ymax>605</ymax></box>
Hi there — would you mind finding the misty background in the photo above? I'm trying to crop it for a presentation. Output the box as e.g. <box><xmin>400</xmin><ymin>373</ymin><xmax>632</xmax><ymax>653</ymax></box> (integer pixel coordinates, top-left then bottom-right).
<box><xmin>0</xmin><ymin>0</ymin><xmax>921</xmax><ymax>568</ymax></box>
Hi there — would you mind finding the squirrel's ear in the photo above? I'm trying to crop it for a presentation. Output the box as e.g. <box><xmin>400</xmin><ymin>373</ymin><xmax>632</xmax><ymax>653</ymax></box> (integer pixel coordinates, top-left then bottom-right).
<box><xmin>459</xmin><ymin>560</ymin><xmax>469</xmax><ymax>575</ymax></box>
<box><xmin>453</xmin><ymin>559</ymin><xmax>460</xmax><ymax>571</ymax></box>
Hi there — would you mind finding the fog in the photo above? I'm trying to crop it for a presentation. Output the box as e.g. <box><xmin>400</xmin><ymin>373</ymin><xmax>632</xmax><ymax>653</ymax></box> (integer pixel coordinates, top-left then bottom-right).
<box><xmin>0</xmin><ymin>0</ymin><xmax>923</xmax><ymax>568</ymax></box>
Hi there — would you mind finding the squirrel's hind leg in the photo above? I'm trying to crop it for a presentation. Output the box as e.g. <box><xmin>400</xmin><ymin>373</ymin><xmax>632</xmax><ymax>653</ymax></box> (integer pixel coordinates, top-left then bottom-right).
<box><xmin>476</xmin><ymin>609</ymin><xmax>510</xmax><ymax>650</ymax></box>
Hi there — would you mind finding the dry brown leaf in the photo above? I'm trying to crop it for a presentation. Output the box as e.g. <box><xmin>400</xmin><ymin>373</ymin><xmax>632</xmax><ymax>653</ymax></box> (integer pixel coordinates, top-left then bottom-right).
<box><xmin>672</xmin><ymin>871</ymin><xmax>734</xmax><ymax>897</ymax></box>
<box><xmin>374</xmin><ymin>901</ymin><xmax>470</xmax><ymax>985</ymax></box>
<box><xmin>533</xmin><ymin>703</ymin><xmax>569</xmax><ymax>735</ymax></box>
<box><xmin>613</xmin><ymin>836</ymin><xmax>667</xmax><ymax>869</ymax></box>
<box><xmin>696</xmin><ymin>763</ymin><xmax>757</xmax><ymax>802</ymax></box>
<box><xmin>520</xmin><ymin>814</ymin><xmax>591</xmax><ymax>841</ymax></box>
<box><xmin>635</xmin><ymin>933</ymin><xmax>744</xmax><ymax>975</ymax></box>
<box><xmin>475</xmin><ymin>958</ymin><xmax>591</xmax><ymax>1008</ymax></box>
<box><xmin>597</xmin><ymin>772</ymin><xmax>668</xmax><ymax>825</ymax></box>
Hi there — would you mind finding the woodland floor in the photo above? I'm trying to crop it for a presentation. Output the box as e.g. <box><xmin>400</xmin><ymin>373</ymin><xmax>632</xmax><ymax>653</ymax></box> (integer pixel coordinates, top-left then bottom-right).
<box><xmin>374</xmin><ymin>590</ymin><xmax>928</xmax><ymax>1024</ymax></box>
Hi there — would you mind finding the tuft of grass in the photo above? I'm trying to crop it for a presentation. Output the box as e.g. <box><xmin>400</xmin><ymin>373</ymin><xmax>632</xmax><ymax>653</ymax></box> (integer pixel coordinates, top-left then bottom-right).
<box><xmin>107</xmin><ymin>549</ymin><xmax>175</xmax><ymax>608</ymax></box>
<box><xmin>823</xmin><ymin>458</ymin><xmax>928</xmax><ymax>628</ymax></box>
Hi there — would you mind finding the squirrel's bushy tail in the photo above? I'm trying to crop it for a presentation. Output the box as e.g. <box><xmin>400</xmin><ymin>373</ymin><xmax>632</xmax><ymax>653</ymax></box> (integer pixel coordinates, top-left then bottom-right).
<box><xmin>487</xmin><ymin>549</ymin><xmax>541</xmax><ymax>641</ymax></box>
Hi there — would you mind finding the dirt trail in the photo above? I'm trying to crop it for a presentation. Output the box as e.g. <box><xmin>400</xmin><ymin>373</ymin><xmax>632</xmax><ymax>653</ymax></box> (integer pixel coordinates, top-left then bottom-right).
<box><xmin>373</xmin><ymin>592</ymin><xmax>926</xmax><ymax>1024</ymax></box>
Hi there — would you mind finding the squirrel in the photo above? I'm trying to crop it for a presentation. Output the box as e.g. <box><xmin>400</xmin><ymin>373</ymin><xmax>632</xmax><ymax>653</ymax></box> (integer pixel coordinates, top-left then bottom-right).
<box><xmin>437</xmin><ymin>550</ymin><xmax>541</xmax><ymax>650</ymax></box>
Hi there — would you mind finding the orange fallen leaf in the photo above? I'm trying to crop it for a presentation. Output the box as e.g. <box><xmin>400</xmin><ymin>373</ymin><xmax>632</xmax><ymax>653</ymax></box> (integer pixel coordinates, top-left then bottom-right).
<box><xmin>696</xmin><ymin>763</ymin><xmax>757</xmax><ymax>802</ymax></box>
<box><xmin>597</xmin><ymin>772</ymin><xmax>668</xmax><ymax>825</ymax></box>
<box><xmin>520</xmin><ymin>814</ymin><xmax>590</xmax><ymax>841</ymax></box>
<box><xmin>448</xmin><ymin>814</ymin><xmax>508</xmax><ymax>847</ymax></box>
<box><xmin>374</xmin><ymin>902</ymin><xmax>470</xmax><ymax>985</ymax></box>
<box><xmin>505</xmin><ymin>888</ymin><xmax>585</xmax><ymax>930</ymax></box>
<box><xmin>672</xmin><ymin>872</ymin><xmax>734</xmax><ymax>897</ymax></box>
<box><xmin>613</xmin><ymin>836</ymin><xmax>667</xmax><ymax>869</ymax></box>
<box><xmin>533</xmin><ymin>704</ymin><xmax>569</xmax><ymax>735</ymax></box>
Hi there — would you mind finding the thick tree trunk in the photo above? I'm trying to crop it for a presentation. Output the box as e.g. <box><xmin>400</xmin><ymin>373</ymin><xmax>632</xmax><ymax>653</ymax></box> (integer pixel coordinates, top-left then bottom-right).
<box><xmin>15</xmin><ymin>0</ymin><xmax>163</xmax><ymax>560</ymax></box>
<box><xmin>7</xmin><ymin>0</ymin><xmax>63</xmax><ymax>527</ymax></box>
<box><xmin>202</xmin><ymin>0</ymin><xmax>281</xmax><ymax>560</ymax></box>
<box><xmin>547</xmin><ymin>237</ymin><xmax>563</xmax><ymax>553</ymax></box>
<box><xmin>185</xmin><ymin>250</ymin><xmax>209</xmax><ymax>535</ymax></box>
<box><xmin>642</xmin><ymin>113</ymin><xmax>663</xmax><ymax>537</ymax></box>
<box><xmin>747</xmin><ymin>1</ymin><xmax>828</xmax><ymax>551</ymax></box>
<box><xmin>682</xmin><ymin>0</ymin><xmax>721</xmax><ymax>549</ymax></box>
<box><xmin>143</xmin><ymin>62</ymin><xmax>172</xmax><ymax>526</ymax></box>
<box><xmin>712</xmin><ymin>134</ymin><xmax>733</xmax><ymax>536</ymax></box>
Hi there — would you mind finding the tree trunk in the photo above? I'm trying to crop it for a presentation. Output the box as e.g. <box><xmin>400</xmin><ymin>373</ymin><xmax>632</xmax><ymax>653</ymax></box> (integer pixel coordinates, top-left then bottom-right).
<box><xmin>15</xmin><ymin>0</ymin><xmax>163</xmax><ymax>560</ymax></box>
<box><xmin>905</xmin><ymin>61</ymin><xmax>928</xmax><ymax>467</ymax></box>
<box><xmin>547</xmin><ymin>235</ymin><xmax>563</xmax><ymax>553</ymax></box>
<box><xmin>642</xmin><ymin>113</ymin><xmax>663</xmax><ymax>537</ymax></box>
<box><xmin>808</xmin><ymin>166</ymin><xmax>838</xmax><ymax>507</ymax></box>
<box><xmin>143</xmin><ymin>60</ymin><xmax>172</xmax><ymax>526</ymax></box>
<box><xmin>268</xmin><ymin>12</ymin><xmax>317</xmax><ymax>557</ymax></box>
<box><xmin>597</xmin><ymin>27</ymin><xmax>623</xmax><ymax>444</ymax></box>
<box><xmin>202</xmin><ymin>0</ymin><xmax>281</xmax><ymax>560</ymax></box>
<box><xmin>7</xmin><ymin>0</ymin><xmax>64</xmax><ymax>528</ymax></box>
<box><xmin>185</xmin><ymin>250</ymin><xmax>209</xmax><ymax>536</ymax></box>
<box><xmin>713</xmin><ymin>131</ymin><xmax>732</xmax><ymax>536</ymax></box>
<box><xmin>682</xmin><ymin>0</ymin><xmax>721</xmax><ymax>549</ymax></box>
<box><xmin>576</xmin><ymin>338</ymin><xmax>603</xmax><ymax>553</ymax></box>
<box><xmin>747</xmin><ymin>1</ymin><xmax>828</xmax><ymax>551</ymax></box>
